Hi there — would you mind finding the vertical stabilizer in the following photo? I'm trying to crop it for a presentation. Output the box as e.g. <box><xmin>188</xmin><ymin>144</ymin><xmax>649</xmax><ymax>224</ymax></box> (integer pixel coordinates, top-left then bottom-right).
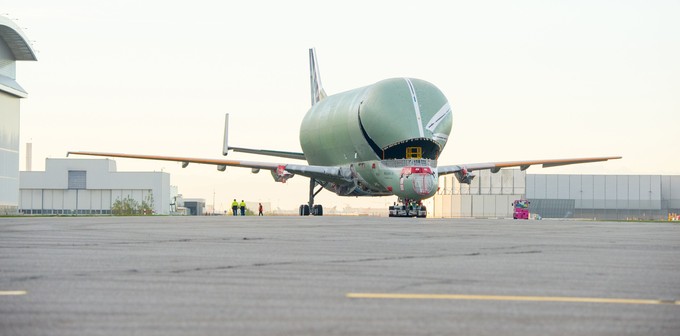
<box><xmin>309</xmin><ymin>48</ymin><xmax>327</xmax><ymax>106</ymax></box>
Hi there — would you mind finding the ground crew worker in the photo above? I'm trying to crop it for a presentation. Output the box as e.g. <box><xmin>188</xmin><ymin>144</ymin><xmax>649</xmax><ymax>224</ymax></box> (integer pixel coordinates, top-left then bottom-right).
<box><xmin>258</xmin><ymin>203</ymin><xmax>264</xmax><ymax>216</ymax></box>
<box><xmin>231</xmin><ymin>199</ymin><xmax>238</xmax><ymax>216</ymax></box>
<box><xmin>239</xmin><ymin>200</ymin><xmax>246</xmax><ymax>216</ymax></box>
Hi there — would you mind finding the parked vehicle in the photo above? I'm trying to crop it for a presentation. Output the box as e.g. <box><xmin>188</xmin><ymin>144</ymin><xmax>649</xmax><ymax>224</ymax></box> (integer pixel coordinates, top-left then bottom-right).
<box><xmin>512</xmin><ymin>199</ymin><xmax>530</xmax><ymax>220</ymax></box>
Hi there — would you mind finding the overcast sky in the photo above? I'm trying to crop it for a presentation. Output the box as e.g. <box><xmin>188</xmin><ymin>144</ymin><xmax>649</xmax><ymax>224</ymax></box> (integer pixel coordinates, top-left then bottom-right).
<box><xmin>5</xmin><ymin>0</ymin><xmax>680</xmax><ymax>211</ymax></box>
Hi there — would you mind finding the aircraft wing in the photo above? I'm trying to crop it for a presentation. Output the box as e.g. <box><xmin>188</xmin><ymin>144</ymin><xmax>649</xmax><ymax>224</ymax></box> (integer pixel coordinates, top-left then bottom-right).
<box><xmin>67</xmin><ymin>151</ymin><xmax>351</xmax><ymax>185</ymax></box>
<box><xmin>227</xmin><ymin>147</ymin><xmax>306</xmax><ymax>161</ymax></box>
<box><xmin>437</xmin><ymin>156</ymin><xmax>622</xmax><ymax>175</ymax></box>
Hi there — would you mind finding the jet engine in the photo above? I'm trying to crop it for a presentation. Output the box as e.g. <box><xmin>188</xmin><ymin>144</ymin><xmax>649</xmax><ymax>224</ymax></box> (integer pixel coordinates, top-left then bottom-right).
<box><xmin>454</xmin><ymin>168</ymin><xmax>476</xmax><ymax>184</ymax></box>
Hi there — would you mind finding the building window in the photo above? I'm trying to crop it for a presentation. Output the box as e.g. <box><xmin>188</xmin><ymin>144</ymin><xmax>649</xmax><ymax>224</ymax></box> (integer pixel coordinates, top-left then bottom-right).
<box><xmin>68</xmin><ymin>170</ymin><xmax>87</xmax><ymax>189</ymax></box>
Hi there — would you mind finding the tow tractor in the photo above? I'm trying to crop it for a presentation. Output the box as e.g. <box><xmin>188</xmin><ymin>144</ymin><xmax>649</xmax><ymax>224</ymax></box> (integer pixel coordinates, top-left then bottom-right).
<box><xmin>389</xmin><ymin>198</ymin><xmax>427</xmax><ymax>218</ymax></box>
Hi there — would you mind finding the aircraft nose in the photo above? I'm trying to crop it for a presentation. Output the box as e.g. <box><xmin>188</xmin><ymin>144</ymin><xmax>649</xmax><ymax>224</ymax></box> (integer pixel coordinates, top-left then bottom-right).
<box><xmin>397</xmin><ymin>166</ymin><xmax>438</xmax><ymax>198</ymax></box>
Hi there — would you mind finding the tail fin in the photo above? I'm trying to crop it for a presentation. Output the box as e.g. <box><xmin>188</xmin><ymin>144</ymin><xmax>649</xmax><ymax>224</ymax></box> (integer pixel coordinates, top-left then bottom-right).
<box><xmin>309</xmin><ymin>48</ymin><xmax>327</xmax><ymax>106</ymax></box>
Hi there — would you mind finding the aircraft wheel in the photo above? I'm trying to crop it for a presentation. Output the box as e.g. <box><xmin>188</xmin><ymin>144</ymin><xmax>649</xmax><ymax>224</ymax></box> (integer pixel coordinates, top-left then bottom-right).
<box><xmin>299</xmin><ymin>204</ymin><xmax>310</xmax><ymax>216</ymax></box>
<box><xmin>312</xmin><ymin>204</ymin><xmax>323</xmax><ymax>216</ymax></box>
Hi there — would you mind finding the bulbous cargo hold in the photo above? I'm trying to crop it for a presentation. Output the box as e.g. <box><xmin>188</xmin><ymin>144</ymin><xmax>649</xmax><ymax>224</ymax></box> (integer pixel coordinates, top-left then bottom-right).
<box><xmin>299</xmin><ymin>78</ymin><xmax>452</xmax><ymax>166</ymax></box>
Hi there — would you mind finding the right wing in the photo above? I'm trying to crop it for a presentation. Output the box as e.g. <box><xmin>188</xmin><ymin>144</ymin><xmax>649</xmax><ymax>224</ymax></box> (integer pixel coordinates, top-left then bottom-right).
<box><xmin>437</xmin><ymin>156</ymin><xmax>622</xmax><ymax>184</ymax></box>
<box><xmin>67</xmin><ymin>151</ymin><xmax>351</xmax><ymax>184</ymax></box>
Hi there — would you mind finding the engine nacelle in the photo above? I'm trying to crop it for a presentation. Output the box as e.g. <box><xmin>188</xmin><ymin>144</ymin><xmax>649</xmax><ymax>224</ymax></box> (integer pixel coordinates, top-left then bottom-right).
<box><xmin>271</xmin><ymin>165</ymin><xmax>294</xmax><ymax>183</ymax></box>
<box><xmin>454</xmin><ymin>168</ymin><xmax>476</xmax><ymax>184</ymax></box>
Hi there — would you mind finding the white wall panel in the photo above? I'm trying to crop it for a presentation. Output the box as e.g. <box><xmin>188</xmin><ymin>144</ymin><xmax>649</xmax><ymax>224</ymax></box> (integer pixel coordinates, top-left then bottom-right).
<box><xmin>534</xmin><ymin>175</ymin><xmax>547</xmax><ymax>199</ymax></box>
<box><xmin>78</xmin><ymin>190</ymin><xmax>91</xmax><ymax>210</ymax></box>
<box><xmin>546</xmin><ymin>175</ymin><xmax>559</xmax><ymax>199</ymax></box>
<box><xmin>514</xmin><ymin>170</ymin><xmax>526</xmax><ymax>194</ymax></box>
<box><xmin>628</xmin><ymin>175</ymin><xmax>640</xmax><ymax>209</ymax></box>
<box><xmin>461</xmin><ymin>195</ymin><xmax>472</xmax><ymax>217</ymax></box>
<box><xmin>569</xmin><ymin>175</ymin><xmax>582</xmax><ymax>199</ymax></box>
<box><xmin>558</xmin><ymin>175</ymin><xmax>570</xmax><ymax>199</ymax></box>
<box><xmin>670</xmin><ymin>176</ymin><xmax>680</xmax><ymax>209</ymax></box>
<box><xmin>63</xmin><ymin>190</ymin><xmax>77</xmax><ymax>210</ymax></box>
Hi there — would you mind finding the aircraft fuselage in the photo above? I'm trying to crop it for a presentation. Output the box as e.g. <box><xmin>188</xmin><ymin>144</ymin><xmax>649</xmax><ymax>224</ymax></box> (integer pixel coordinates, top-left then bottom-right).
<box><xmin>299</xmin><ymin>78</ymin><xmax>452</xmax><ymax>200</ymax></box>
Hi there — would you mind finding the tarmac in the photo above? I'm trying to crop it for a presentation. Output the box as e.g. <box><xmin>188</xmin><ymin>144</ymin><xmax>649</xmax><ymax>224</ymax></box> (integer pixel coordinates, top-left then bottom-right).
<box><xmin>1</xmin><ymin>216</ymin><xmax>679</xmax><ymax>335</ymax></box>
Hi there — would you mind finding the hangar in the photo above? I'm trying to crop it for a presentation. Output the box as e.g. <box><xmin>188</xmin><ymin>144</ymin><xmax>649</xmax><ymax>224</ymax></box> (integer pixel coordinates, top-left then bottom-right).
<box><xmin>19</xmin><ymin>159</ymin><xmax>172</xmax><ymax>215</ymax></box>
<box><xmin>0</xmin><ymin>16</ymin><xmax>37</xmax><ymax>215</ymax></box>
<box><xmin>432</xmin><ymin>170</ymin><xmax>680</xmax><ymax>220</ymax></box>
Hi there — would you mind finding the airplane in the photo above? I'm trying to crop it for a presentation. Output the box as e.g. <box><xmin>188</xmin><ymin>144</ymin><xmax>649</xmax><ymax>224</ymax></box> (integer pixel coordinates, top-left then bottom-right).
<box><xmin>69</xmin><ymin>49</ymin><xmax>621</xmax><ymax>218</ymax></box>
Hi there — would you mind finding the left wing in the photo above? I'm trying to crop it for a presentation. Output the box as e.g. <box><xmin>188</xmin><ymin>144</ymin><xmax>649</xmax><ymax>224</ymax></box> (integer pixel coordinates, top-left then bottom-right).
<box><xmin>438</xmin><ymin>156</ymin><xmax>622</xmax><ymax>182</ymax></box>
<box><xmin>67</xmin><ymin>151</ymin><xmax>352</xmax><ymax>185</ymax></box>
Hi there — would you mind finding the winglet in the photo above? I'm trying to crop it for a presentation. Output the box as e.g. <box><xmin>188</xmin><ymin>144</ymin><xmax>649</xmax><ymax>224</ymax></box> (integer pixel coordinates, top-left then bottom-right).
<box><xmin>309</xmin><ymin>48</ymin><xmax>327</xmax><ymax>106</ymax></box>
<box><xmin>223</xmin><ymin>113</ymin><xmax>229</xmax><ymax>156</ymax></box>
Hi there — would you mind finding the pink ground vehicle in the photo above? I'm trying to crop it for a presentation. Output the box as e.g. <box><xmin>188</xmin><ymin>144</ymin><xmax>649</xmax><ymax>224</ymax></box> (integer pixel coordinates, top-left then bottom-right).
<box><xmin>512</xmin><ymin>199</ymin><xmax>530</xmax><ymax>219</ymax></box>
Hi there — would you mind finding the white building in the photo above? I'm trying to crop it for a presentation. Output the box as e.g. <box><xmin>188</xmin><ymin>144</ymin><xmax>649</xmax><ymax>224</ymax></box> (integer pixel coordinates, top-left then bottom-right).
<box><xmin>0</xmin><ymin>16</ymin><xmax>37</xmax><ymax>214</ymax></box>
<box><xmin>19</xmin><ymin>159</ymin><xmax>172</xmax><ymax>215</ymax></box>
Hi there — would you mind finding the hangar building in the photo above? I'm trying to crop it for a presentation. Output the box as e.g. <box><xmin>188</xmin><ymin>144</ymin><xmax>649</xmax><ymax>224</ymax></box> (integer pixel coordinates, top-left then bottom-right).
<box><xmin>19</xmin><ymin>159</ymin><xmax>172</xmax><ymax>215</ymax></box>
<box><xmin>0</xmin><ymin>16</ymin><xmax>37</xmax><ymax>215</ymax></box>
<box><xmin>432</xmin><ymin>170</ymin><xmax>680</xmax><ymax>220</ymax></box>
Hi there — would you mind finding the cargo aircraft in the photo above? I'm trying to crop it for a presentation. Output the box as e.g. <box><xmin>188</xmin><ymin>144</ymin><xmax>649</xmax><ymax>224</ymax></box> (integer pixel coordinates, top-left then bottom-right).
<box><xmin>69</xmin><ymin>49</ymin><xmax>621</xmax><ymax>217</ymax></box>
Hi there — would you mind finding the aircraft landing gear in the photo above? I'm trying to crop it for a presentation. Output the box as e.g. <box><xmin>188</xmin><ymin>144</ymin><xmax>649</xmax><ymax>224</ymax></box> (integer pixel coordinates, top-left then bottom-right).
<box><xmin>388</xmin><ymin>198</ymin><xmax>427</xmax><ymax>218</ymax></box>
<box><xmin>300</xmin><ymin>178</ymin><xmax>324</xmax><ymax>216</ymax></box>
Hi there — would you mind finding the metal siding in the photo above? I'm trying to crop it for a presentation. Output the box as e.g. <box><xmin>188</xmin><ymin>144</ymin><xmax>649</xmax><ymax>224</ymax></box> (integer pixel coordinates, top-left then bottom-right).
<box><xmin>513</xmin><ymin>169</ymin><xmax>525</xmax><ymax>194</ymax></box>
<box><xmin>31</xmin><ymin>190</ymin><xmax>42</xmax><ymax>210</ymax></box>
<box><xmin>63</xmin><ymin>190</ymin><xmax>77</xmax><ymax>211</ymax></box>
<box><xmin>501</xmin><ymin>170</ymin><xmax>513</xmax><ymax>194</ymax></box>
<box><xmin>53</xmin><ymin>190</ymin><xmax>63</xmax><ymax>211</ymax></box>
<box><xmin>580</xmin><ymin>175</ymin><xmax>594</xmax><ymax>209</ymax></box>
<box><xmin>525</xmin><ymin>174</ymin><xmax>534</xmax><ymax>198</ymax></box>
<box><xmin>20</xmin><ymin>190</ymin><xmax>31</xmax><ymax>210</ymax></box>
<box><xmin>594</xmin><ymin>176</ymin><xmax>606</xmax><ymax>209</ymax></box>
<box><xmin>570</xmin><ymin>175</ymin><xmax>582</xmax><ymax>207</ymax></box>
<box><xmin>558</xmin><ymin>175</ymin><xmax>570</xmax><ymax>199</ymax></box>
<box><xmin>546</xmin><ymin>175</ymin><xmax>559</xmax><ymax>199</ymax></box>
<box><xmin>78</xmin><ymin>190</ymin><xmax>91</xmax><ymax>211</ymax></box>
<box><xmin>670</xmin><ymin>176</ymin><xmax>680</xmax><ymax>209</ymax></box>
<box><xmin>102</xmin><ymin>190</ymin><xmax>112</xmax><ymax>210</ymax></box>
<box><xmin>616</xmin><ymin>176</ymin><xmax>628</xmax><ymax>209</ymax></box>
<box><xmin>628</xmin><ymin>175</ymin><xmax>640</xmax><ymax>209</ymax></box>
<box><xmin>534</xmin><ymin>175</ymin><xmax>547</xmax><ymax>199</ymax></box>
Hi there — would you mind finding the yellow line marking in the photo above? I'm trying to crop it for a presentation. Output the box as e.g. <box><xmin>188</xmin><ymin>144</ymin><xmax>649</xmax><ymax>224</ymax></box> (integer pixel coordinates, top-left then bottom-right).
<box><xmin>0</xmin><ymin>291</ymin><xmax>27</xmax><ymax>296</ymax></box>
<box><xmin>346</xmin><ymin>293</ymin><xmax>680</xmax><ymax>306</ymax></box>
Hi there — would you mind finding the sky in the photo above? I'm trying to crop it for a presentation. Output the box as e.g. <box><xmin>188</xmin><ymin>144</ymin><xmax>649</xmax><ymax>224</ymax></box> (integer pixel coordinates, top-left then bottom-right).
<box><xmin>5</xmin><ymin>0</ymin><xmax>680</xmax><ymax>212</ymax></box>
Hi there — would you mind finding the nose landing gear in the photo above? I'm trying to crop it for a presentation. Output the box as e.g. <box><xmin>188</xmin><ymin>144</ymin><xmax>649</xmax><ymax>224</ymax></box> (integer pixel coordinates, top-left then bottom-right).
<box><xmin>388</xmin><ymin>198</ymin><xmax>427</xmax><ymax>218</ymax></box>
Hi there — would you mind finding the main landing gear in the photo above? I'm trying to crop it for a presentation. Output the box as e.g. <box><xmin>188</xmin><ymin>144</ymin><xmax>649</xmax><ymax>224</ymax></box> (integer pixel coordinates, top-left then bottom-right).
<box><xmin>388</xmin><ymin>198</ymin><xmax>427</xmax><ymax>218</ymax></box>
<box><xmin>299</xmin><ymin>178</ymin><xmax>324</xmax><ymax>216</ymax></box>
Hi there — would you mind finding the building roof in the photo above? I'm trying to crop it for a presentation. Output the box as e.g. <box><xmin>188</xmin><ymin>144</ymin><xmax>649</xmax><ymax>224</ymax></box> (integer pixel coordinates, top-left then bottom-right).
<box><xmin>0</xmin><ymin>16</ymin><xmax>37</xmax><ymax>61</ymax></box>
